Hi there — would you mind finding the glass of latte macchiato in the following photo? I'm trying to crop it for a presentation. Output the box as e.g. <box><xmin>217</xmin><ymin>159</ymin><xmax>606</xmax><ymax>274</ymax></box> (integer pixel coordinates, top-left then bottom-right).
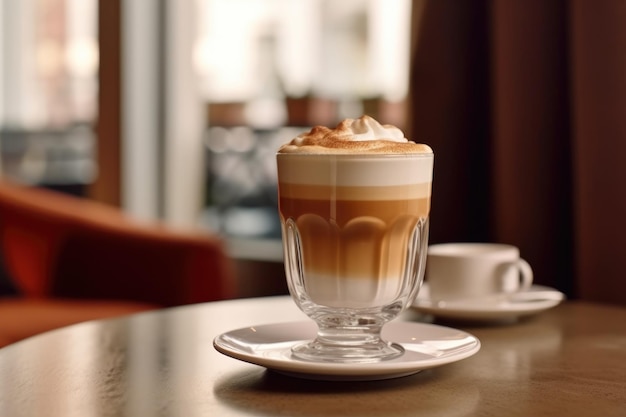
<box><xmin>277</xmin><ymin>115</ymin><xmax>433</xmax><ymax>363</ymax></box>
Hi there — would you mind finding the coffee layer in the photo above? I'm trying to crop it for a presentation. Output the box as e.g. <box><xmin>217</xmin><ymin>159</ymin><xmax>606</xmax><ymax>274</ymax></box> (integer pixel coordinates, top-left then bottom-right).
<box><xmin>281</xmin><ymin>213</ymin><xmax>427</xmax><ymax>308</ymax></box>
<box><xmin>278</xmin><ymin>183</ymin><xmax>431</xmax><ymax>201</ymax></box>
<box><xmin>279</xmin><ymin>197</ymin><xmax>430</xmax><ymax>227</ymax></box>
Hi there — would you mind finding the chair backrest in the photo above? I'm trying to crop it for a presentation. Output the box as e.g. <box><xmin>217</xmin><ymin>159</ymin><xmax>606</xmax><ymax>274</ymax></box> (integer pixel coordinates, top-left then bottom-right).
<box><xmin>0</xmin><ymin>180</ymin><xmax>237</xmax><ymax>305</ymax></box>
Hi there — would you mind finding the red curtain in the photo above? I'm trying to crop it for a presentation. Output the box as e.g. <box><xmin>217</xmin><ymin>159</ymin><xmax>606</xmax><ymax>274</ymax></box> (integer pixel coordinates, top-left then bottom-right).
<box><xmin>408</xmin><ymin>0</ymin><xmax>626</xmax><ymax>305</ymax></box>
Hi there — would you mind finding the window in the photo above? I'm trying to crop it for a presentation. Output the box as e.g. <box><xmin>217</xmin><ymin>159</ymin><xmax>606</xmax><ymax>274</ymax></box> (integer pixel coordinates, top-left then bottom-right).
<box><xmin>0</xmin><ymin>0</ymin><xmax>98</xmax><ymax>194</ymax></box>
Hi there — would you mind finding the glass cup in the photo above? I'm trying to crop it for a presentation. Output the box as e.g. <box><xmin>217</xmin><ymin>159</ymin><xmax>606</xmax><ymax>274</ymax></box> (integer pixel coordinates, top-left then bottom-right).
<box><xmin>277</xmin><ymin>152</ymin><xmax>433</xmax><ymax>363</ymax></box>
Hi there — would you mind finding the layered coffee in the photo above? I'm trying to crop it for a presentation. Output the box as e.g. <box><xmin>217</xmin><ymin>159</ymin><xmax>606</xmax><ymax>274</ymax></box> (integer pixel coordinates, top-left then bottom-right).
<box><xmin>277</xmin><ymin>116</ymin><xmax>433</xmax><ymax>309</ymax></box>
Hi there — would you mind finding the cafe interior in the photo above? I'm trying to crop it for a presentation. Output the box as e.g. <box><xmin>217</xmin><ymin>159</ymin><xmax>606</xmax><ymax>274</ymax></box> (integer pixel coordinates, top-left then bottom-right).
<box><xmin>0</xmin><ymin>0</ymin><xmax>625</xmax><ymax>350</ymax></box>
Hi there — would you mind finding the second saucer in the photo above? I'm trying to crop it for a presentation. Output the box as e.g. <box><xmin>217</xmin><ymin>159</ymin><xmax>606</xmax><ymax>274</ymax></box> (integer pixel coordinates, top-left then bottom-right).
<box><xmin>412</xmin><ymin>283</ymin><xmax>565</xmax><ymax>322</ymax></box>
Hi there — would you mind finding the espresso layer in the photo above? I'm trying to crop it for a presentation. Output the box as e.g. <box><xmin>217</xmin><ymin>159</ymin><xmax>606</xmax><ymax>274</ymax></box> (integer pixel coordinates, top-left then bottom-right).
<box><xmin>279</xmin><ymin>196</ymin><xmax>430</xmax><ymax>227</ymax></box>
<box><xmin>278</xmin><ymin>183</ymin><xmax>431</xmax><ymax>201</ymax></box>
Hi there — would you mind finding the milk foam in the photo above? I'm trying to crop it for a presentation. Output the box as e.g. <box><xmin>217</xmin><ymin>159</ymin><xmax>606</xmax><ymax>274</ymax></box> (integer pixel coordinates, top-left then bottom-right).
<box><xmin>277</xmin><ymin>115</ymin><xmax>433</xmax><ymax>189</ymax></box>
<box><xmin>277</xmin><ymin>154</ymin><xmax>433</xmax><ymax>189</ymax></box>
<box><xmin>278</xmin><ymin>115</ymin><xmax>432</xmax><ymax>155</ymax></box>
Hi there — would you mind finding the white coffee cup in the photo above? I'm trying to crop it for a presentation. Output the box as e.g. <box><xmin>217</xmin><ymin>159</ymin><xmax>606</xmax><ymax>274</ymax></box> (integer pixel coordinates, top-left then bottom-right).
<box><xmin>425</xmin><ymin>243</ymin><xmax>533</xmax><ymax>301</ymax></box>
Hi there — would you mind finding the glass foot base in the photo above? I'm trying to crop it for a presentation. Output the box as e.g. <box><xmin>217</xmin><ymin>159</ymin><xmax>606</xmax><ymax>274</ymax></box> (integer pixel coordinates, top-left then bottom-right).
<box><xmin>291</xmin><ymin>339</ymin><xmax>405</xmax><ymax>363</ymax></box>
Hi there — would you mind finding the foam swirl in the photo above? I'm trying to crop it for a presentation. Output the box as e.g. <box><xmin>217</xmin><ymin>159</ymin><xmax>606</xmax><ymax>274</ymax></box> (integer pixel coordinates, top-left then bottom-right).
<box><xmin>278</xmin><ymin>115</ymin><xmax>432</xmax><ymax>154</ymax></box>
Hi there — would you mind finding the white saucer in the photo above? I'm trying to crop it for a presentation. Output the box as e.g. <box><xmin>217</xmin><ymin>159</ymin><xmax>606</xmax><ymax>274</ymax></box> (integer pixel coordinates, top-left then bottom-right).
<box><xmin>411</xmin><ymin>284</ymin><xmax>565</xmax><ymax>321</ymax></box>
<box><xmin>213</xmin><ymin>320</ymin><xmax>480</xmax><ymax>381</ymax></box>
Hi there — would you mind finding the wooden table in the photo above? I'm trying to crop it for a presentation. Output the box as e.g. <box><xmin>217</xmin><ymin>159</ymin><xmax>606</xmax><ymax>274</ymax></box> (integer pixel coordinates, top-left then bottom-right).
<box><xmin>0</xmin><ymin>296</ymin><xmax>624</xmax><ymax>416</ymax></box>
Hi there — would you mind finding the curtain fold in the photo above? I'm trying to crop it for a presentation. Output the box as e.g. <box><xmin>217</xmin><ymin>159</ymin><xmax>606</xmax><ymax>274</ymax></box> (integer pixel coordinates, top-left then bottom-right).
<box><xmin>570</xmin><ymin>0</ymin><xmax>626</xmax><ymax>304</ymax></box>
<box><xmin>409</xmin><ymin>0</ymin><xmax>626</xmax><ymax>304</ymax></box>
<box><xmin>491</xmin><ymin>0</ymin><xmax>574</xmax><ymax>297</ymax></box>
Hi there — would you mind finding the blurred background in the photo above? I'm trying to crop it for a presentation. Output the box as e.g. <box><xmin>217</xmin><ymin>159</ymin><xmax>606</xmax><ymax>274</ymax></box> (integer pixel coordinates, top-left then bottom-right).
<box><xmin>0</xmin><ymin>0</ymin><xmax>413</xmax><ymax>279</ymax></box>
<box><xmin>0</xmin><ymin>0</ymin><xmax>411</xmax><ymax>221</ymax></box>
<box><xmin>0</xmin><ymin>0</ymin><xmax>412</xmax><ymax>295</ymax></box>
<box><xmin>2</xmin><ymin>0</ymin><xmax>626</xmax><ymax>305</ymax></box>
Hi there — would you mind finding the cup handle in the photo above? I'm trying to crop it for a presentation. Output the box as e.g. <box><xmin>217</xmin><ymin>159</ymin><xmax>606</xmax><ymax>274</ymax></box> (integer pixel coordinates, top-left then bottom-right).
<box><xmin>498</xmin><ymin>259</ymin><xmax>533</xmax><ymax>293</ymax></box>
<box><xmin>516</xmin><ymin>258</ymin><xmax>533</xmax><ymax>291</ymax></box>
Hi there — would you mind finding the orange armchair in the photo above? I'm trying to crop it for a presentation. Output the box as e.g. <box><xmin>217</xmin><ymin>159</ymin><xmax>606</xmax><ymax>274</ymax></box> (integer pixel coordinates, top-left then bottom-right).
<box><xmin>0</xmin><ymin>180</ymin><xmax>237</xmax><ymax>347</ymax></box>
